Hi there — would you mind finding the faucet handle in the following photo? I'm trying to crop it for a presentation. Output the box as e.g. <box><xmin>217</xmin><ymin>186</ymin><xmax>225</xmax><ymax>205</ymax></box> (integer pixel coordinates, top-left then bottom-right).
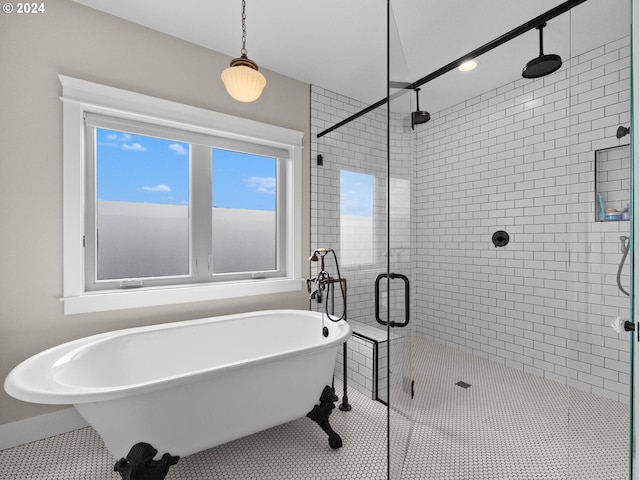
<box><xmin>307</xmin><ymin>278</ymin><xmax>322</xmax><ymax>301</ymax></box>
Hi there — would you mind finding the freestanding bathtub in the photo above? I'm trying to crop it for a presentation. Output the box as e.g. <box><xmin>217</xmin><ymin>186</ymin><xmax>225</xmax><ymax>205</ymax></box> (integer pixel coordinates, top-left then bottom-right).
<box><xmin>5</xmin><ymin>309</ymin><xmax>351</xmax><ymax>478</ymax></box>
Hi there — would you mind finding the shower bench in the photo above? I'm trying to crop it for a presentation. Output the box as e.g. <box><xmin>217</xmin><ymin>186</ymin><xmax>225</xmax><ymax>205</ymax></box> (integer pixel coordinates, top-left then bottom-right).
<box><xmin>334</xmin><ymin>321</ymin><xmax>402</xmax><ymax>403</ymax></box>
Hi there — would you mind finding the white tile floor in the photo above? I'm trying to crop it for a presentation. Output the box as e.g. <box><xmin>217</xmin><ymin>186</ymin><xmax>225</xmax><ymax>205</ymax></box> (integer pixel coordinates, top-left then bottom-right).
<box><xmin>400</xmin><ymin>339</ymin><xmax>629</xmax><ymax>479</ymax></box>
<box><xmin>0</xmin><ymin>338</ymin><xmax>629</xmax><ymax>479</ymax></box>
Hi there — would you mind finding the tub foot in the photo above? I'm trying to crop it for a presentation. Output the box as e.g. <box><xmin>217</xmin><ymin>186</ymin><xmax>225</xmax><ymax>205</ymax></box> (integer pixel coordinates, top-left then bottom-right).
<box><xmin>114</xmin><ymin>442</ymin><xmax>179</xmax><ymax>480</ymax></box>
<box><xmin>307</xmin><ymin>385</ymin><xmax>343</xmax><ymax>449</ymax></box>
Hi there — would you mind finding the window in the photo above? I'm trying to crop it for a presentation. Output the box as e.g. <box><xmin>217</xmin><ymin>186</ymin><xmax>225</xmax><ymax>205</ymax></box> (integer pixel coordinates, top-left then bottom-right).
<box><xmin>85</xmin><ymin>119</ymin><xmax>286</xmax><ymax>290</ymax></box>
<box><xmin>211</xmin><ymin>149</ymin><xmax>279</xmax><ymax>275</ymax></box>
<box><xmin>90</xmin><ymin>127</ymin><xmax>191</xmax><ymax>286</ymax></box>
<box><xmin>61</xmin><ymin>75</ymin><xmax>303</xmax><ymax>314</ymax></box>
<box><xmin>340</xmin><ymin>170</ymin><xmax>374</xmax><ymax>266</ymax></box>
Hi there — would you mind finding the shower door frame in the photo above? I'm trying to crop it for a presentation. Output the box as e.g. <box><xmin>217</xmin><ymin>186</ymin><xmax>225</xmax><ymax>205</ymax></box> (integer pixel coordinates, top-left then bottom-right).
<box><xmin>633</xmin><ymin>1</ymin><xmax>639</xmax><ymax>478</ymax></box>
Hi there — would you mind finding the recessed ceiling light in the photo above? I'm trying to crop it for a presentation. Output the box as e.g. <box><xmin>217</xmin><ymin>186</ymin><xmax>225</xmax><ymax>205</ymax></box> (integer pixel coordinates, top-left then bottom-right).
<box><xmin>458</xmin><ymin>60</ymin><xmax>477</xmax><ymax>72</ymax></box>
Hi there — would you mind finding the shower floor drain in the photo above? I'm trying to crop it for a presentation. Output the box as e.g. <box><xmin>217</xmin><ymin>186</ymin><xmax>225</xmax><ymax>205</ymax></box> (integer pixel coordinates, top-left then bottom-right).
<box><xmin>455</xmin><ymin>381</ymin><xmax>471</xmax><ymax>389</ymax></box>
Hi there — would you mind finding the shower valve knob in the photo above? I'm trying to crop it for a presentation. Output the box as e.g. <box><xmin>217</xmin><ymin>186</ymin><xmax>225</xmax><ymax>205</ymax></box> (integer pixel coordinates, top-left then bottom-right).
<box><xmin>612</xmin><ymin>316</ymin><xmax>635</xmax><ymax>333</ymax></box>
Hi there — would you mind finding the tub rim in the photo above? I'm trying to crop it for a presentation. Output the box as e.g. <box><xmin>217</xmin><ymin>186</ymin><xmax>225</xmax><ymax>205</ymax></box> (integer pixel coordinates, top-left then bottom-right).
<box><xmin>4</xmin><ymin>309</ymin><xmax>351</xmax><ymax>405</ymax></box>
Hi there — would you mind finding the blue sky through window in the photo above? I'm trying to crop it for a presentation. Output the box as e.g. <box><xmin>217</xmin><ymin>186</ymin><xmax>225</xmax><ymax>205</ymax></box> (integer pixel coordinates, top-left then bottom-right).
<box><xmin>212</xmin><ymin>148</ymin><xmax>275</xmax><ymax>211</ymax></box>
<box><xmin>341</xmin><ymin>170</ymin><xmax>374</xmax><ymax>216</ymax></box>
<box><xmin>96</xmin><ymin>129</ymin><xmax>276</xmax><ymax>211</ymax></box>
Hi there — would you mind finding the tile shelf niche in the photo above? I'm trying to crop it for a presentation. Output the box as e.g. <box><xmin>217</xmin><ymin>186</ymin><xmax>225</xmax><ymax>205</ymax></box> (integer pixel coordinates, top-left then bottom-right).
<box><xmin>595</xmin><ymin>144</ymin><xmax>630</xmax><ymax>222</ymax></box>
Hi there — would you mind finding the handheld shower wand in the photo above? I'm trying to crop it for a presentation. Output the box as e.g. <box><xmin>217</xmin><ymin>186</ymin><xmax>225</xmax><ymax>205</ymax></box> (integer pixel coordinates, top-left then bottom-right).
<box><xmin>617</xmin><ymin>236</ymin><xmax>630</xmax><ymax>297</ymax></box>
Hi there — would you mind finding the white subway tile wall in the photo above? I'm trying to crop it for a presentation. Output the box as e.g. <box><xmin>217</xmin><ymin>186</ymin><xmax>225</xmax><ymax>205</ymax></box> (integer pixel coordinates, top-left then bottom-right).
<box><xmin>313</xmin><ymin>35</ymin><xmax>631</xmax><ymax>404</ymax></box>
<box><xmin>311</xmin><ymin>87</ymin><xmax>387</xmax><ymax>329</ymax></box>
<box><xmin>335</xmin><ymin>333</ymin><xmax>376</xmax><ymax>397</ymax></box>
<box><xmin>334</xmin><ymin>322</ymin><xmax>404</xmax><ymax>402</ymax></box>
<box><xmin>416</xmin><ymin>36</ymin><xmax>631</xmax><ymax>403</ymax></box>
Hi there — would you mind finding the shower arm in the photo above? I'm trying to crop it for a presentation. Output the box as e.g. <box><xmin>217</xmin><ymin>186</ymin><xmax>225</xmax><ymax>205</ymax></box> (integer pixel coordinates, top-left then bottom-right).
<box><xmin>538</xmin><ymin>24</ymin><xmax>545</xmax><ymax>56</ymax></box>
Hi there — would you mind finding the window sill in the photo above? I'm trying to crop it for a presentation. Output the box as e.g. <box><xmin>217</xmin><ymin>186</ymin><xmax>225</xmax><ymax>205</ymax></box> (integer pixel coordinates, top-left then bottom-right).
<box><xmin>61</xmin><ymin>278</ymin><xmax>304</xmax><ymax>315</ymax></box>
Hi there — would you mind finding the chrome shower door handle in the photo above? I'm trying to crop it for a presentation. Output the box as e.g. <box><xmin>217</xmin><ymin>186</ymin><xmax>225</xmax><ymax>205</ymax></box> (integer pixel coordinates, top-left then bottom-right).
<box><xmin>375</xmin><ymin>273</ymin><xmax>410</xmax><ymax>327</ymax></box>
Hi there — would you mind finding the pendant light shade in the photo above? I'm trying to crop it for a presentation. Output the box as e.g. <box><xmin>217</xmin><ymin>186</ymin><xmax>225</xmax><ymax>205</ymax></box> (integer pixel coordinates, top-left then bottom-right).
<box><xmin>221</xmin><ymin>55</ymin><xmax>266</xmax><ymax>103</ymax></box>
<box><xmin>221</xmin><ymin>0</ymin><xmax>266</xmax><ymax>102</ymax></box>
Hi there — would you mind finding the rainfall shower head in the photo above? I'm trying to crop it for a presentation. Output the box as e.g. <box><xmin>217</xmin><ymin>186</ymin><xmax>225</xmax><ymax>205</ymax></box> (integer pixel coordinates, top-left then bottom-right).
<box><xmin>411</xmin><ymin>88</ymin><xmax>430</xmax><ymax>130</ymax></box>
<box><xmin>522</xmin><ymin>23</ymin><xmax>562</xmax><ymax>79</ymax></box>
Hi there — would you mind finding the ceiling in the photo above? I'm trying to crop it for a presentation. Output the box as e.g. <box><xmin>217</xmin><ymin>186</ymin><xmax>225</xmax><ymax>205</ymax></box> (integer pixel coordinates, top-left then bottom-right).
<box><xmin>71</xmin><ymin>0</ymin><xmax>629</xmax><ymax>116</ymax></box>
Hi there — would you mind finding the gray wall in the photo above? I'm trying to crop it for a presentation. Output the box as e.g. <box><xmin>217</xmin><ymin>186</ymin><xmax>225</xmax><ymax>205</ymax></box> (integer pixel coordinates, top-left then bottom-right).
<box><xmin>0</xmin><ymin>0</ymin><xmax>311</xmax><ymax>425</ymax></box>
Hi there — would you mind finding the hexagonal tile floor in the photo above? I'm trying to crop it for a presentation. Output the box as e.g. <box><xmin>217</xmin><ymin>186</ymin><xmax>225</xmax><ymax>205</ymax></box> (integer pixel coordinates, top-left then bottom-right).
<box><xmin>0</xmin><ymin>339</ymin><xmax>629</xmax><ymax>479</ymax></box>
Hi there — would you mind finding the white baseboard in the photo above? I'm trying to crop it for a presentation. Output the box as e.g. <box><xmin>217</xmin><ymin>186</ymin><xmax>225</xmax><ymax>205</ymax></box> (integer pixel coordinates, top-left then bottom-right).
<box><xmin>0</xmin><ymin>408</ymin><xmax>89</xmax><ymax>450</ymax></box>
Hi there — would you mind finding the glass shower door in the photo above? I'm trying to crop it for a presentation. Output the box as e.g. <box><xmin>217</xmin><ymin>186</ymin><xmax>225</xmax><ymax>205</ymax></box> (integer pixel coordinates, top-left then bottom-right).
<box><xmin>386</xmin><ymin>1</ymin><xmax>634</xmax><ymax>479</ymax></box>
<box><xmin>566</xmin><ymin>3</ymin><xmax>633</xmax><ymax>478</ymax></box>
<box><xmin>385</xmin><ymin>4</ymin><xmax>416</xmax><ymax>478</ymax></box>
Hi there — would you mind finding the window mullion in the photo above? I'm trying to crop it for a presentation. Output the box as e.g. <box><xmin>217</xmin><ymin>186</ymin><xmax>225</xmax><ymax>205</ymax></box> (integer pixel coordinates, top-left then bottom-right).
<box><xmin>277</xmin><ymin>158</ymin><xmax>286</xmax><ymax>273</ymax></box>
<box><xmin>191</xmin><ymin>144</ymin><xmax>213</xmax><ymax>282</ymax></box>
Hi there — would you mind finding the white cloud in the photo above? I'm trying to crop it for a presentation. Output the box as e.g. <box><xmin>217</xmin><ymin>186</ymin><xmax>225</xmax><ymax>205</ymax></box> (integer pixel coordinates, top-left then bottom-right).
<box><xmin>101</xmin><ymin>132</ymin><xmax>133</xmax><ymax>148</ymax></box>
<box><xmin>141</xmin><ymin>184</ymin><xmax>171</xmax><ymax>192</ymax></box>
<box><xmin>122</xmin><ymin>143</ymin><xmax>147</xmax><ymax>151</ymax></box>
<box><xmin>168</xmin><ymin>143</ymin><xmax>188</xmax><ymax>155</ymax></box>
<box><xmin>106</xmin><ymin>133</ymin><xmax>132</xmax><ymax>141</ymax></box>
<box><xmin>243</xmin><ymin>176</ymin><xmax>276</xmax><ymax>195</ymax></box>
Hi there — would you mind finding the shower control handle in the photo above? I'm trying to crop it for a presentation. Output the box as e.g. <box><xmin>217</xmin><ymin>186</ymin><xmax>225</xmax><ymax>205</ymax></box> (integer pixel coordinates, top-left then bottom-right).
<box><xmin>612</xmin><ymin>316</ymin><xmax>635</xmax><ymax>333</ymax></box>
<box><xmin>375</xmin><ymin>273</ymin><xmax>410</xmax><ymax>328</ymax></box>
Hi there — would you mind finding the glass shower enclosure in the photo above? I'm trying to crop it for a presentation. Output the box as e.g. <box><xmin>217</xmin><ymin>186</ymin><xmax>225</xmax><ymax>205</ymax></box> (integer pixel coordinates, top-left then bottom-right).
<box><xmin>312</xmin><ymin>0</ymin><xmax>634</xmax><ymax>477</ymax></box>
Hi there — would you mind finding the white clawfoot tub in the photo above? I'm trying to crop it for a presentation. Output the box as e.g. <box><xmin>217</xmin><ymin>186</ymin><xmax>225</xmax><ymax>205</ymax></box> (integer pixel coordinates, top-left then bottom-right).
<box><xmin>5</xmin><ymin>309</ymin><xmax>351</xmax><ymax>477</ymax></box>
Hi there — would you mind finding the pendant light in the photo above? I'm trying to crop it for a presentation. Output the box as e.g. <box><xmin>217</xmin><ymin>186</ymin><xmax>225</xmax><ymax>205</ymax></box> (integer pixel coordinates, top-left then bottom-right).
<box><xmin>221</xmin><ymin>0</ymin><xmax>266</xmax><ymax>102</ymax></box>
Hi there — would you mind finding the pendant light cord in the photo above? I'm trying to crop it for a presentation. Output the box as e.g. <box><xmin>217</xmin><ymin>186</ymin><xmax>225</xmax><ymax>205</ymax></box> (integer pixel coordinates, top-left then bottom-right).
<box><xmin>241</xmin><ymin>0</ymin><xmax>247</xmax><ymax>57</ymax></box>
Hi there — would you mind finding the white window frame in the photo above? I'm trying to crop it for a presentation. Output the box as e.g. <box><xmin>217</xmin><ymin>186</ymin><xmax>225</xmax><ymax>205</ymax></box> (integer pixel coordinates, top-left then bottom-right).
<box><xmin>60</xmin><ymin>75</ymin><xmax>303</xmax><ymax>314</ymax></box>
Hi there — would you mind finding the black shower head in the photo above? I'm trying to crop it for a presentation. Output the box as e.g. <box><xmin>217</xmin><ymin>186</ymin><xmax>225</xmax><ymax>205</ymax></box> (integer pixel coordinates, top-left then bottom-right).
<box><xmin>522</xmin><ymin>53</ymin><xmax>562</xmax><ymax>79</ymax></box>
<box><xmin>617</xmin><ymin>126</ymin><xmax>630</xmax><ymax>139</ymax></box>
<box><xmin>411</xmin><ymin>88</ymin><xmax>430</xmax><ymax>130</ymax></box>
<box><xmin>522</xmin><ymin>23</ymin><xmax>562</xmax><ymax>79</ymax></box>
<box><xmin>412</xmin><ymin>110</ymin><xmax>431</xmax><ymax>126</ymax></box>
